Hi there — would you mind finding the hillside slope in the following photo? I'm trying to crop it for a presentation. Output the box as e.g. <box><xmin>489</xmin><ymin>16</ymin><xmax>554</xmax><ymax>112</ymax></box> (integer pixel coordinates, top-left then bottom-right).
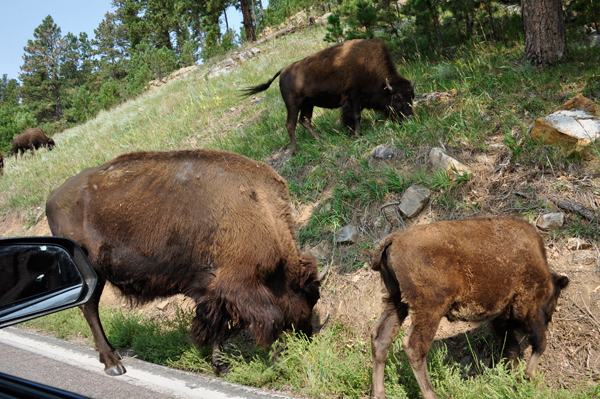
<box><xmin>1</xmin><ymin>24</ymin><xmax>599</xmax><ymax>394</ymax></box>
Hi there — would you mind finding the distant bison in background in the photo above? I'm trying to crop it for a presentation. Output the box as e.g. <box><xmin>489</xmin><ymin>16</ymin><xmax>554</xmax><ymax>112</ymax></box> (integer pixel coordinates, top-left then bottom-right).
<box><xmin>370</xmin><ymin>217</ymin><xmax>569</xmax><ymax>399</ymax></box>
<box><xmin>46</xmin><ymin>149</ymin><xmax>321</xmax><ymax>375</ymax></box>
<box><xmin>243</xmin><ymin>38</ymin><xmax>415</xmax><ymax>152</ymax></box>
<box><xmin>12</xmin><ymin>128</ymin><xmax>55</xmax><ymax>160</ymax></box>
<box><xmin>0</xmin><ymin>151</ymin><xmax>3</xmax><ymax>175</ymax></box>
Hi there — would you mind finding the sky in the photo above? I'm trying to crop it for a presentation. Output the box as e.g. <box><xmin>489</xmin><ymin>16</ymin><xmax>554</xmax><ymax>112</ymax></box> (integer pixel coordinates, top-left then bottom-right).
<box><xmin>0</xmin><ymin>1</ymin><xmax>247</xmax><ymax>82</ymax></box>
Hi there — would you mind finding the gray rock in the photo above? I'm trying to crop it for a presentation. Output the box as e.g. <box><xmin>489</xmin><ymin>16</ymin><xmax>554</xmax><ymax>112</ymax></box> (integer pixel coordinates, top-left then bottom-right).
<box><xmin>221</xmin><ymin>58</ymin><xmax>236</xmax><ymax>67</ymax></box>
<box><xmin>371</xmin><ymin>145</ymin><xmax>396</xmax><ymax>160</ymax></box>
<box><xmin>590</xmin><ymin>33</ymin><xmax>600</xmax><ymax>47</ymax></box>
<box><xmin>536</xmin><ymin>213</ymin><xmax>565</xmax><ymax>230</ymax></box>
<box><xmin>335</xmin><ymin>225</ymin><xmax>358</xmax><ymax>244</ymax></box>
<box><xmin>307</xmin><ymin>241</ymin><xmax>331</xmax><ymax>260</ymax></box>
<box><xmin>238</xmin><ymin>50</ymin><xmax>254</xmax><ymax>62</ymax></box>
<box><xmin>399</xmin><ymin>185</ymin><xmax>431</xmax><ymax>218</ymax></box>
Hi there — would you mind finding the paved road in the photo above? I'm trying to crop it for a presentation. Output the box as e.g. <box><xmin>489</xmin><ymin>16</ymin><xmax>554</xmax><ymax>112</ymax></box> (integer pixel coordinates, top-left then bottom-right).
<box><xmin>0</xmin><ymin>327</ymin><xmax>294</xmax><ymax>399</ymax></box>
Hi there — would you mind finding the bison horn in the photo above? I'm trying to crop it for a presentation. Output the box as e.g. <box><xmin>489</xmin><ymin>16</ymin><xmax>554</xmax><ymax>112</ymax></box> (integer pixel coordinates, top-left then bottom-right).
<box><xmin>385</xmin><ymin>78</ymin><xmax>393</xmax><ymax>91</ymax></box>
<box><xmin>411</xmin><ymin>79</ymin><xmax>417</xmax><ymax>89</ymax></box>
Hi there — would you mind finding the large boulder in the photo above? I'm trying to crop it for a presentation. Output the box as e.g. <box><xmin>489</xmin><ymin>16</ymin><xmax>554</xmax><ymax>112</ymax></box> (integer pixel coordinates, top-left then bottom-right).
<box><xmin>530</xmin><ymin>94</ymin><xmax>600</xmax><ymax>153</ymax></box>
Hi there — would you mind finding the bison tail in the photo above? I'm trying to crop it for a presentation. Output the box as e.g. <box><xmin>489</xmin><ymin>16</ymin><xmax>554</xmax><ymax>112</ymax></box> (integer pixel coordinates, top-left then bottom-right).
<box><xmin>241</xmin><ymin>70</ymin><xmax>282</xmax><ymax>96</ymax></box>
<box><xmin>371</xmin><ymin>234</ymin><xmax>395</xmax><ymax>272</ymax></box>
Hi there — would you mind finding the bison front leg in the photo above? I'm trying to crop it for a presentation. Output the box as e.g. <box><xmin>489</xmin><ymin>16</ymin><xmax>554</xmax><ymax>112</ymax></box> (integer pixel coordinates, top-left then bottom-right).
<box><xmin>80</xmin><ymin>275</ymin><xmax>126</xmax><ymax>376</ymax></box>
<box><xmin>371</xmin><ymin>301</ymin><xmax>407</xmax><ymax>399</ymax></box>
<box><xmin>341</xmin><ymin>95</ymin><xmax>361</xmax><ymax>136</ymax></box>
<box><xmin>524</xmin><ymin>315</ymin><xmax>548</xmax><ymax>378</ymax></box>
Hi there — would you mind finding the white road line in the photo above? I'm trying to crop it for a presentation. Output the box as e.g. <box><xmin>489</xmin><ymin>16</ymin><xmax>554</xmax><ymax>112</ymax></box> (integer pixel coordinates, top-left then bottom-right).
<box><xmin>0</xmin><ymin>328</ymin><xmax>291</xmax><ymax>399</ymax></box>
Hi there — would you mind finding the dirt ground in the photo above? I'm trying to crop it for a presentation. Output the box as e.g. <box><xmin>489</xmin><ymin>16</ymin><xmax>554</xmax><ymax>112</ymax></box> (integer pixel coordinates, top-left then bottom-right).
<box><xmin>1</xmin><ymin>137</ymin><xmax>599</xmax><ymax>392</ymax></box>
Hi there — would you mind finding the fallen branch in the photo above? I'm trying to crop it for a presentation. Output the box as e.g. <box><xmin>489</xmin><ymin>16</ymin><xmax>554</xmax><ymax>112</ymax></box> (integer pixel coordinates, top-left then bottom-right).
<box><xmin>554</xmin><ymin>199</ymin><xmax>598</xmax><ymax>221</ymax></box>
<box><xmin>254</xmin><ymin>26</ymin><xmax>298</xmax><ymax>46</ymax></box>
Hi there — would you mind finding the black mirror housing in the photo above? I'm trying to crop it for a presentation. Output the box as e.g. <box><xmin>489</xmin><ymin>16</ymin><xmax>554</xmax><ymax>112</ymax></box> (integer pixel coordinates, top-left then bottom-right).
<box><xmin>0</xmin><ymin>237</ymin><xmax>97</xmax><ymax>328</ymax></box>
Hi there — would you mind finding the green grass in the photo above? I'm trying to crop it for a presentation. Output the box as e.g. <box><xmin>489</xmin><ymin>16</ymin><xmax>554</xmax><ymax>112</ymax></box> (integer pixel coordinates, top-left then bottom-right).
<box><xmin>22</xmin><ymin>306</ymin><xmax>599</xmax><ymax>398</ymax></box>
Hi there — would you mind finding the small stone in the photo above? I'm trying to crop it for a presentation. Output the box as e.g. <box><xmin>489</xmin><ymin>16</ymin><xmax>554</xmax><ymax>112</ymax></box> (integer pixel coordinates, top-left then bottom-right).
<box><xmin>536</xmin><ymin>213</ymin><xmax>565</xmax><ymax>230</ymax></box>
<box><xmin>335</xmin><ymin>225</ymin><xmax>358</xmax><ymax>244</ymax></box>
<box><xmin>399</xmin><ymin>185</ymin><xmax>431</xmax><ymax>218</ymax></box>
<box><xmin>371</xmin><ymin>145</ymin><xmax>396</xmax><ymax>160</ymax></box>
<box><xmin>156</xmin><ymin>299</ymin><xmax>170</xmax><ymax>311</ymax></box>
<box><xmin>429</xmin><ymin>147</ymin><xmax>471</xmax><ymax>174</ymax></box>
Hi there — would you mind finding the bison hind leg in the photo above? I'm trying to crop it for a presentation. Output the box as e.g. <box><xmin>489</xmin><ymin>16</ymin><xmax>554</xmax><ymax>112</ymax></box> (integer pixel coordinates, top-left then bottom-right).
<box><xmin>299</xmin><ymin>104</ymin><xmax>323</xmax><ymax>143</ymax></box>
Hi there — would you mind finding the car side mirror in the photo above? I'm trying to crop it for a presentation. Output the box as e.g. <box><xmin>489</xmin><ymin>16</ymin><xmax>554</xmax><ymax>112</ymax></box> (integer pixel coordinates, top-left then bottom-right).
<box><xmin>0</xmin><ymin>237</ymin><xmax>97</xmax><ymax>328</ymax></box>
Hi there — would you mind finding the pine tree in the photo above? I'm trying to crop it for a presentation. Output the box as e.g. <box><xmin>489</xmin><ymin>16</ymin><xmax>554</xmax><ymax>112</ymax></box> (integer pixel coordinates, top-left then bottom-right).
<box><xmin>20</xmin><ymin>15</ymin><xmax>67</xmax><ymax>123</ymax></box>
<box><xmin>93</xmin><ymin>11</ymin><xmax>130</xmax><ymax>81</ymax></box>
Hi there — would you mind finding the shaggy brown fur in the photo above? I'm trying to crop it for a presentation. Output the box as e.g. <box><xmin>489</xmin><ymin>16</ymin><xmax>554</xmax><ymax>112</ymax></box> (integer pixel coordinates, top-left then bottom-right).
<box><xmin>243</xmin><ymin>38</ymin><xmax>414</xmax><ymax>152</ymax></box>
<box><xmin>46</xmin><ymin>149</ymin><xmax>321</xmax><ymax>376</ymax></box>
<box><xmin>12</xmin><ymin>128</ymin><xmax>55</xmax><ymax>160</ymax></box>
<box><xmin>370</xmin><ymin>217</ymin><xmax>569</xmax><ymax>399</ymax></box>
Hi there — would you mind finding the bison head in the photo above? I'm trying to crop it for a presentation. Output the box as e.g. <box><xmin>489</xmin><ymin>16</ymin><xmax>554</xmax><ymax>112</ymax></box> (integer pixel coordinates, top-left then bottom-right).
<box><xmin>542</xmin><ymin>273</ymin><xmax>569</xmax><ymax>325</ymax></box>
<box><xmin>383</xmin><ymin>78</ymin><xmax>415</xmax><ymax>120</ymax></box>
<box><xmin>47</xmin><ymin>138</ymin><xmax>56</xmax><ymax>150</ymax></box>
<box><xmin>284</xmin><ymin>253</ymin><xmax>321</xmax><ymax>338</ymax></box>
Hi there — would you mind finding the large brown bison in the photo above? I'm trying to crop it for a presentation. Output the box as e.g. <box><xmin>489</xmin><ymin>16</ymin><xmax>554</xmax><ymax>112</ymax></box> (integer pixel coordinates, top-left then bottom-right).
<box><xmin>370</xmin><ymin>217</ymin><xmax>569</xmax><ymax>399</ymax></box>
<box><xmin>243</xmin><ymin>38</ymin><xmax>415</xmax><ymax>152</ymax></box>
<box><xmin>46</xmin><ymin>149</ymin><xmax>321</xmax><ymax>375</ymax></box>
<box><xmin>12</xmin><ymin>128</ymin><xmax>55</xmax><ymax>160</ymax></box>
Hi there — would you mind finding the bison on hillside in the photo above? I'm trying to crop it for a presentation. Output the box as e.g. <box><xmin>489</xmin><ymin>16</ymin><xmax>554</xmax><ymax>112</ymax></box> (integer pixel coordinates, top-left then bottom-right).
<box><xmin>370</xmin><ymin>217</ymin><xmax>569</xmax><ymax>399</ymax></box>
<box><xmin>0</xmin><ymin>151</ymin><xmax>3</xmax><ymax>175</ymax></box>
<box><xmin>12</xmin><ymin>128</ymin><xmax>55</xmax><ymax>160</ymax></box>
<box><xmin>243</xmin><ymin>38</ymin><xmax>414</xmax><ymax>152</ymax></box>
<box><xmin>46</xmin><ymin>149</ymin><xmax>321</xmax><ymax>375</ymax></box>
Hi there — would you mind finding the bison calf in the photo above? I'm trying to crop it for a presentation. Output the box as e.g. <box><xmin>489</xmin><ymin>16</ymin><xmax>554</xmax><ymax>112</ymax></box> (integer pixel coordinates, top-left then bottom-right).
<box><xmin>46</xmin><ymin>149</ymin><xmax>321</xmax><ymax>376</ymax></box>
<box><xmin>243</xmin><ymin>38</ymin><xmax>414</xmax><ymax>153</ymax></box>
<box><xmin>12</xmin><ymin>128</ymin><xmax>55</xmax><ymax>160</ymax></box>
<box><xmin>370</xmin><ymin>217</ymin><xmax>569</xmax><ymax>399</ymax></box>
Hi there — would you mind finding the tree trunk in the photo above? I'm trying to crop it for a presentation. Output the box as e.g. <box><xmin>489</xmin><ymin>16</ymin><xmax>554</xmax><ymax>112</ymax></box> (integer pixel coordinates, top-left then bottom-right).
<box><xmin>251</xmin><ymin>0</ymin><xmax>258</xmax><ymax>29</ymax></box>
<box><xmin>240</xmin><ymin>0</ymin><xmax>256</xmax><ymax>42</ymax></box>
<box><xmin>522</xmin><ymin>0</ymin><xmax>567</xmax><ymax>65</ymax></box>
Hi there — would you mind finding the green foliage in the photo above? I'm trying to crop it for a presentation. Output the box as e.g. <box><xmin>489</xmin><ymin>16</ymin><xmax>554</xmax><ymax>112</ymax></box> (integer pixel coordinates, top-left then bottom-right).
<box><xmin>324</xmin><ymin>14</ymin><xmax>345</xmax><ymax>43</ymax></box>
<box><xmin>201</xmin><ymin>29</ymin><xmax>240</xmax><ymax>62</ymax></box>
<box><xmin>0</xmin><ymin>74</ymin><xmax>20</xmax><ymax>106</ymax></box>
<box><xmin>98</xmin><ymin>79</ymin><xmax>124</xmax><ymax>110</ymax></box>
<box><xmin>0</xmin><ymin>105</ymin><xmax>37</xmax><ymax>153</ymax></box>
<box><xmin>343</xmin><ymin>0</ymin><xmax>379</xmax><ymax>40</ymax></box>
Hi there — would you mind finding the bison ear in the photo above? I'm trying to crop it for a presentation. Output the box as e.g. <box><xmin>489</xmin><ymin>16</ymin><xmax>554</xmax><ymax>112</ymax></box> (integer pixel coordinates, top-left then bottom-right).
<box><xmin>554</xmin><ymin>275</ymin><xmax>569</xmax><ymax>290</ymax></box>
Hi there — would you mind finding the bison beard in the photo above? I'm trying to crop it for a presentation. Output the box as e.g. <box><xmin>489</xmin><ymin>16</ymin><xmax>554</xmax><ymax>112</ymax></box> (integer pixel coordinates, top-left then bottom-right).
<box><xmin>243</xmin><ymin>38</ymin><xmax>415</xmax><ymax>153</ymax></box>
<box><xmin>46</xmin><ymin>149</ymin><xmax>321</xmax><ymax>376</ymax></box>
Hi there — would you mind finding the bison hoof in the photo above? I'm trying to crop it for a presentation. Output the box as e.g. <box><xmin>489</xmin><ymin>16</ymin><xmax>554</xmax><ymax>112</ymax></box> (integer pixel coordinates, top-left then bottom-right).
<box><xmin>212</xmin><ymin>363</ymin><xmax>230</xmax><ymax>376</ymax></box>
<box><xmin>105</xmin><ymin>364</ymin><xmax>127</xmax><ymax>376</ymax></box>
